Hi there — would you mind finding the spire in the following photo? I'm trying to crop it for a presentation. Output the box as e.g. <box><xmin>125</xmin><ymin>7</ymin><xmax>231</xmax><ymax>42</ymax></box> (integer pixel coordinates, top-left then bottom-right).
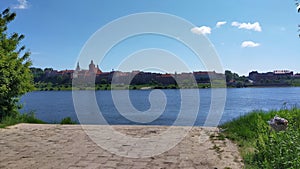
<box><xmin>76</xmin><ymin>62</ymin><xmax>80</xmax><ymax>71</ymax></box>
<box><xmin>96</xmin><ymin>65</ymin><xmax>102</xmax><ymax>74</ymax></box>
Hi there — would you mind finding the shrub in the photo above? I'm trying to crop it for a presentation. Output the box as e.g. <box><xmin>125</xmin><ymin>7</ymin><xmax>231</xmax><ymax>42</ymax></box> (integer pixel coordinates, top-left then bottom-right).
<box><xmin>60</xmin><ymin>117</ymin><xmax>77</xmax><ymax>124</ymax></box>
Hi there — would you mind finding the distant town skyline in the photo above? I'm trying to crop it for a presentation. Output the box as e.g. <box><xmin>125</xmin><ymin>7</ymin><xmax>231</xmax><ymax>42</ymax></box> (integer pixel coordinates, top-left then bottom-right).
<box><xmin>2</xmin><ymin>0</ymin><xmax>300</xmax><ymax>75</ymax></box>
<box><xmin>31</xmin><ymin>60</ymin><xmax>300</xmax><ymax>88</ymax></box>
<box><xmin>35</xmin><ymin>60</ymin><xmax>300</xmax><ymax>77</ymax></box>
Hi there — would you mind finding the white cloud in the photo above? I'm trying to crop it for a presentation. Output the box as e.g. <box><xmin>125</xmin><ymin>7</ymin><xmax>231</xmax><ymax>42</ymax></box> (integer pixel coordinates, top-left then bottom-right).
<box><xmin>216</xmin><ymin>21</ymin><xmax>227</xmax><ymax>28</ymax></box>
<box><xmin>241</xmin><ymin>41</ymin><xmax>260</xmax><ymax>48</ymax></box>
<box><xmin>232</xmin><ymin>21</ymin><xmax>262</xmax><ymax>32</ymax></box>
<box><xmin>13</xmin><ymin>0</ymin><xmax>29</xmax><ymax>9</ymax></box>
<box><xmin>231</xmin><ymin>21</ymin><xmax>240</xmax><ymax>27</ymax></box>
<box><xmin>191</xmin><ymin>26</ymin><xmax>211</xmax><ymax>35</ymax></box>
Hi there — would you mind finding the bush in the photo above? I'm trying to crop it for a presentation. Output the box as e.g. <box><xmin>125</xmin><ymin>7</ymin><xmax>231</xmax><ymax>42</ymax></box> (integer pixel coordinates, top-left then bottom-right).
<box><xmin>60</xmin><ymin>117</ymin><xmax>77</xmax><ymax>124</ymax></box>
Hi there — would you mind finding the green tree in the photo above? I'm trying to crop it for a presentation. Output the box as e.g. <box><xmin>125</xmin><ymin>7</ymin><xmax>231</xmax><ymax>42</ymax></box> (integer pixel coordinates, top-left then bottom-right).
<box><xmin>225</xmin><ymin>70</ymin><xmax>234</xmax><ymax>82</ymax></box>
<box><xmin>0</xmin><ymin>8</ymin><xmax>33</xmax><ymax>120</ymax></box>
<box><xmin>30</xmin><ymin>67</ymin><xmax>44</xmax><ymax>82</ymax></box>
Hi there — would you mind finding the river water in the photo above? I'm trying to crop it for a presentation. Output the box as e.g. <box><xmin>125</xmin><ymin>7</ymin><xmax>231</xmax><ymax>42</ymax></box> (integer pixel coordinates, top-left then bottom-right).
<box><xmin>20</xmin><ymin>87</ymin><xmax>300</xmax><ymax>126</ymax></box>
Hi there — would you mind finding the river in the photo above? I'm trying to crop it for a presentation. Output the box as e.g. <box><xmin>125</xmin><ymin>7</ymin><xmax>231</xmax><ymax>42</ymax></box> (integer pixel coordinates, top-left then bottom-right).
<box><xmin>20</xmin><ymin>87</ymin><xmax>300</xmax><ymax>126</ymax></box>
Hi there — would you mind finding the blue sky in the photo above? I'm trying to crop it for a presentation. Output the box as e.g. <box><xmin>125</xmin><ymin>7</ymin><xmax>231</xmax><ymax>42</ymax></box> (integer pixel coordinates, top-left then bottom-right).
<box><xmin>1</xmin><ymin>0</ymin><xmax>300</xmax><ymax>75</ymax></box>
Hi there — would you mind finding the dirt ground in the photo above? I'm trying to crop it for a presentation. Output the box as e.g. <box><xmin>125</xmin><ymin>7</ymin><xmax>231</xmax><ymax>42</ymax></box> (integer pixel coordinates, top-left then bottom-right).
<box><xmin>0</xmin><ymin>124</ymin><xmax>244</xmax><ymax>169</ymax></box>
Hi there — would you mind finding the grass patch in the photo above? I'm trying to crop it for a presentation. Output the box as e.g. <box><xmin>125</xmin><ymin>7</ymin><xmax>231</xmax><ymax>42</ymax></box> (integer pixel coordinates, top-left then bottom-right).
<box><xmin>60</xmin><ymin>117</ymin><xmax>77</xmax><ymax>124</ymax></box>
<box><xmin>0</xmin><ymin>112</ymin><xmax>44</xmax><ymax>128</ymax></box>
<box><xmin>0</xmin><ymin>113</ymin><xmax>77</xmax><ymax>128</ymax></box>
<box><xmin>220</xmin><ymin>108</ymin><xmax>300</xmax><ymax>169</ymax></box>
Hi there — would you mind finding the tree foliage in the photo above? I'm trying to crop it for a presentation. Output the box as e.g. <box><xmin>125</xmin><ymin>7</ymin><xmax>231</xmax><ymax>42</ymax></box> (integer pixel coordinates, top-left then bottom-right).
<box><xmin>225</xmin><ymin>70</ymin><xmax>239</xmax><ymax>83</ymax></box>
<box><xmin>0</xmin><ymin>8</ymin><xmax>33</xmax><ymax>120</ymax></box>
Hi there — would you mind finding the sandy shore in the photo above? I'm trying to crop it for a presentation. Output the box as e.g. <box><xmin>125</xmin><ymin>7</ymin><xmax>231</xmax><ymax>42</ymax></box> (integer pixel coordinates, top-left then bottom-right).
<box><xmin>0</xmin><ymin>124</ymin><xmax>243</xmax><ymax>169</ymax></box>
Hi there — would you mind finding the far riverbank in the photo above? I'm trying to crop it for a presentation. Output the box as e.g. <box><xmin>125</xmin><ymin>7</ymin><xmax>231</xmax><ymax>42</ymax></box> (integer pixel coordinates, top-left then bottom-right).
<box><xmin>33</xmin><ymin>82</ymin><xmax>300</xmax><ymax>91</ymax></box>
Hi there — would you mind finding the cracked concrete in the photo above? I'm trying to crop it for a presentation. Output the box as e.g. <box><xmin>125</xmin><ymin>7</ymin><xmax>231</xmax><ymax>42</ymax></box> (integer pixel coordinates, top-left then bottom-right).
<box><xmin>0</xmin><ymin>124</ymin><xmax>243</xmax><ymax>169</ymax></box>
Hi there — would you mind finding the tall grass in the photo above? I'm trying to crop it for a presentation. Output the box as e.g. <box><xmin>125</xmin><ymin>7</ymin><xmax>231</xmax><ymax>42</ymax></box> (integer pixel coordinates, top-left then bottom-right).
<box><xmin>0</xmin><ymin>111</ymin><xmax>44</xmax><ymax>128</ymax></box>
<box><xmin>0</xmin><ymin>111</ymin><xmax>78</xmax><ymax>128</ymax></box>
<box><xmin>220</xmin><ymin>108</ymin><xmax>300</xmax><ymax>168</ymax></box>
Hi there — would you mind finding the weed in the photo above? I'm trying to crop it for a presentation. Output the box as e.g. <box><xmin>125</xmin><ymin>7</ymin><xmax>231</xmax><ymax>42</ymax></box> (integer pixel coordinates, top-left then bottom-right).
<box><xmin>0</xmin><ymin>111</ymin><xmax>44</xmax><ymax>128</ymax></box>
<box><xmin>220</xmin><ymin>108</ymin><xmax>300</xmax><ymax>169</ymax></box>
<box><xmin>60</xmin><ymin>117</ymin><xmax>77</xmax><ymax>124</ymax></box>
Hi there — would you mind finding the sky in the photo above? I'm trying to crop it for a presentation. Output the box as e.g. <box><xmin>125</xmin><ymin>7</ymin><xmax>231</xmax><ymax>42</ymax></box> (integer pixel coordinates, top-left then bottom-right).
<box><xmin>1</xmin><ymin>0</ymin><xmax>300</xmax><ymax>75</ymax></box>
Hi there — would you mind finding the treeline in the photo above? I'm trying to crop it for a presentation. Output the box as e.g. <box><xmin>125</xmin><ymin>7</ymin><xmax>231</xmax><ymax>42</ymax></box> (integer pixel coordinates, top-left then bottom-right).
<box><xmin>30</xmin><ymin>67</ymin><xmax>248</xmax><ymax>90</ymax></box>
<box><xmin>225</xmin><ymin>70</ymin><xmax>251</xmax><ymax>88</ymax></box>
<box><xmin>29</xmin><ymin>67</ymin><xmax>300</xmax><ymax>91</ymax></box>
<box><xmin>30</xmin><ymin>68</ymin><xmax>72</xmax><ymax>91</ymax></box>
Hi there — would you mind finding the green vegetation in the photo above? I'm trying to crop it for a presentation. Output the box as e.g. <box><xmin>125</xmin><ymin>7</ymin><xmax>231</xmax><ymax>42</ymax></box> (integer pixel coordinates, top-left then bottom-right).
<box><xmin>0</xmin><ymin>9</ymin><xmax>77</xmax><ymax>128</ymax></box>
<box><xmin>33</xmin><ymin>82</ymin><xmax>227</xmax><ymax>91</ymax></box>
<box><xmin>60</xmin><ymin>117</ymin><xmax>77</xmax><ymax>125</ymax></box>
<box><xmin>220</xmin><ymin>108</ymin><xmax>300</xmax><ymax>168</ymax></box>
<box><xmin>0</xmin><ymin>8</ymin><xmax>34</xmax><ymax>120</ymax></box>
<box><xmin>30</xmin><ymin>67</ymin><xmax>72</xmax><ymax>91</ymax></box>
<box><xmin>34</xmin><ymin>82</ymin><xmax>73</xmax><ymax>91</ymax></box>
<box><xmin>0</xmin><ymin>112</ymin><xmax>44</xmax><ymax>128</ymax></box>
<box><xmin>291</xmin><ymin>78</ymin><xmax>300</xmax><ymax>86</ymax></box>
<box><xmin>0</xmin><ymin>113</ymin><xmax>78</xmax><ymax>127</ymax></box>
<box><xmin>30</xmin><ymin>66</ymin><xmax>300</xmax><ymax>91</ymax></box>
<box><xmin>225</xmin><ymin>70</ymin><xmax>251</xmax><ymax>88</ymax></box>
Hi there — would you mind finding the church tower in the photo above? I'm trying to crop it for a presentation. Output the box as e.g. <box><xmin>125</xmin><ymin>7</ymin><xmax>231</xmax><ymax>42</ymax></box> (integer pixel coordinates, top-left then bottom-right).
<box><xmin>87</xmin><ymin>60</ymin><xmax>103</xmax><ymax>74</ymax></box>
<box><xmin>89</xmin><ymin>60</ymin><xmax>96</xmax><ymax>73</ymax></box>
<box><xmin>76</xmin><ymin>62</ymin><xmax>80</xmax><ymax>71</ymax></box>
